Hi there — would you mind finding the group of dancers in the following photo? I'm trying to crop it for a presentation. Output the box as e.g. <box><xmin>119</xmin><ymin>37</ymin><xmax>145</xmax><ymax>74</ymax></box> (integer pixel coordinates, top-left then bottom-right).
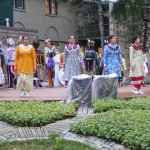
<box><xmin>0</xmin><ymin>34</ymin><xmax>147</xmax><ymax>96</ymax></box>
<box><xmin>63</xmin><ymin>35</ymin><xmax>147</xmax><ymax>95</ymax></box>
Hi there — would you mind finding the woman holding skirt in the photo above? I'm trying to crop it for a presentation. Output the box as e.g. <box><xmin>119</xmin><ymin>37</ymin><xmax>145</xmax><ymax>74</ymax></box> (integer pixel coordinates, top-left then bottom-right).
<box><xmin>14</xmin><ymin>36</ymin><xmax>36</xmax><ymax>97</ymax></box>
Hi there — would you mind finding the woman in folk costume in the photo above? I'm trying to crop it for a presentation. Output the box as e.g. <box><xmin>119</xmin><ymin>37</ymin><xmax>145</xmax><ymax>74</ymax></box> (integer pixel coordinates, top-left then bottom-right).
<box><xmin>84</xmin><ymin>40</ymin><xmax>98</xmax><ymax>75</ymax></box>
<box><xmin>33</xmin><ymin>38</ymin><xmax>45</xmax><ymax>87</ymax></box>
<box><xmin>129</xmin><ymin>36</ymin><xmax>145</xmax><ymax>94</ymax></box>
<box><xmin>0</xmin><ymin>42</ymin><xmax>5</xmax><ymax>86</ymax></box>
<box><xmin>102</xmin><ymin>35</ymin><xmax>122</xmax><ymax>79</ymax></box>
<box><xmin>5</xmin><ymin>38</ymin><xmax>16</xmax><ymax>88</ymax></box>
<box><xmin>14</xmin><ymin>36</ymin><xmax>36</xmax><ymax>97</ymax></box>
<box><xmin>63</xmin><ymin>35</ymin><xmax>84</xmax><ymax>87</ymax></box>
<box><xmin>45</xmin><ymin>39</ymin><xmax>56</xmax><ymax>87</ymax></box>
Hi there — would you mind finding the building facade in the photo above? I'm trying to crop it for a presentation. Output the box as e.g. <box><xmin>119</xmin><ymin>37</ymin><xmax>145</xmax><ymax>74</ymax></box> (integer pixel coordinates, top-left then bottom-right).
<box><xmin>13</xmin><ymin>0</ymin><xmax>77</xmax><ymax>52</ymax></box>
<box><xmin>0</xmin><ymin>0</ymin><xmax>13</xmax><ymax>27</ymax></box>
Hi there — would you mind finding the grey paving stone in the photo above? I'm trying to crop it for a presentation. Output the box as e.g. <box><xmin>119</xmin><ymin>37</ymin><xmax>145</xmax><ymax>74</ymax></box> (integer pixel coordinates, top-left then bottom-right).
<box><xmin>0</xmin><ymin>135</ymin><xmax>6</xmax><ymax>140</ymax></box>
<box><xmin>61</xmin><ymin>129</ymin><xmax>69</xmax><ymax>135</ymax></box>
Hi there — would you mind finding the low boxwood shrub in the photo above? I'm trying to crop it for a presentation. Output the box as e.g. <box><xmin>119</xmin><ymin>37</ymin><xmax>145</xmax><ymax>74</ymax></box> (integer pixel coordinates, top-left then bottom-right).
<box><xmin>0</xmin><ymin>101</ymin><xmax>78</xmax><ymax>127</ymax></box>
<box><xmin>71</xmin><ymin>109</ymin><xmax>150</xmax><ymax>150</ymax></box>
<box><xmin>92</xmin><ymin>97</ymin><xmax>150</xmax><ymax>113</ymax></box>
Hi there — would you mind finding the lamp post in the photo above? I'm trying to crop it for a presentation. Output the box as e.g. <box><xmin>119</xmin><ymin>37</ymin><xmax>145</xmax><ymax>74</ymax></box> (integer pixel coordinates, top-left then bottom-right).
<box><xmin>83</xmin><ymin>0</ymin><xmax>118</xmax><ymax>48</ymax></box>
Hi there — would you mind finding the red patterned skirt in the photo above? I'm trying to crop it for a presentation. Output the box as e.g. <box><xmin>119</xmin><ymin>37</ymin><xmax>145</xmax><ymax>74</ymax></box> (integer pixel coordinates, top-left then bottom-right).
<box><xmin>131</xmin><ymin>76</ymin><xmax>144</xmax><ymax>89</ymax></box>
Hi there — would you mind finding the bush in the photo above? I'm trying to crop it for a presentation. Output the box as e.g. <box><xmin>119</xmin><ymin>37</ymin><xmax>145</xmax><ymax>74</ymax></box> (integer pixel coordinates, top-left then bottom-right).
<box><xmin>0</xmin><ymin>101</ymin><xmax>78</xmax><ymax>126</ymax></box>
<box><xmin>71</xmin><ymin>109</ymin><xmax>150</xmax><ymax>150</ymax></box>
<box><xmin>92</xmin><ymin>97</ymin><xmax>150</xmax><ymax>113</ymax></box>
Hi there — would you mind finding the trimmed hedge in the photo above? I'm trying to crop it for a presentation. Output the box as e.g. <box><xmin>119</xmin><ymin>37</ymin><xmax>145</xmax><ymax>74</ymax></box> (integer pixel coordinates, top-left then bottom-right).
<box><xmin>0</xmin><ymin>101</ymin><xmax>78</xmax><ymax>126</ymax></box>
<box><xmin>71</xmin><ymin>109</ymin><xmax>150</xmax><ymax>150</ymax></box>
<box><xmin>92</xmin><ymin>97</ymin><xmax>150</xmax><ymax>113</ymax></box>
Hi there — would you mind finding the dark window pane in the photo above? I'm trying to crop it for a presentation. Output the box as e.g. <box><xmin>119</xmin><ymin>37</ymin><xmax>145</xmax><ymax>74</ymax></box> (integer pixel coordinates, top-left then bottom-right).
<box><xmin>47</xmin><ymin>0</ymin><xmax>57</xmax><ymax>15</ymax></box>
<box><xmin>14</xmin><ymin>0</ymin><xmax>24</xmax><ymax>9</ymax></box>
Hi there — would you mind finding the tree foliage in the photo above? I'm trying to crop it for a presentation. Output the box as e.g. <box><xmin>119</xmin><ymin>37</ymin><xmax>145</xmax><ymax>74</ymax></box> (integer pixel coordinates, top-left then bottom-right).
<box><xmin>65</xmin><ymin>0</ymin><xmax>99</xmax><ymax>26</ymax></box>
<box><xmin>65</xmin><ymin>0</ymin><xmax>149</xmax><ymax>50</ymax></box>
<box><xmin>111</xmin><ymin>0</ymin><xmax>150</xmax><ymax>50</ymax></box>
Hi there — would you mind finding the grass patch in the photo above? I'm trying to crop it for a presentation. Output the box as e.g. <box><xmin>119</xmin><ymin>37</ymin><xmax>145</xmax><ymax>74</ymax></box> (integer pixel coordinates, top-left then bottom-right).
<box><xmin>0</xmin><ymin>101</ymin><xmax>78</xmax><ymax>126</ymax></box>
<box><xmin>71</xmin><ymin>109</ymin><xmax>150</xmax><ymax>150</ymax></box>
<box><xmin>0</xmin><ymin>139</ymin><xmax>96</xmax><ymax>150</ymax></box>
<box><xmin>92</xmin><ymin>97</ymin><xmax>150</xmax><ymax>113</ymax></box>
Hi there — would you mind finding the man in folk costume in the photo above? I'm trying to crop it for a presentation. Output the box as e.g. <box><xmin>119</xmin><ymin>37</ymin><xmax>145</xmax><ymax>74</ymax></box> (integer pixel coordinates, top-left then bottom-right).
<box><xmin>5</xmin><ymin>38</ymin><xmax>16</xmax><ymax>88</ymax></box>
<box><xmin>33</xmin><ymin>38</ymin><xmax>45</xmax><ymax>87</ymax></box>
<box><xmin>84</xmin><ymin>39</ymin><xmax>98</xmax><ymax>75</ymax></box>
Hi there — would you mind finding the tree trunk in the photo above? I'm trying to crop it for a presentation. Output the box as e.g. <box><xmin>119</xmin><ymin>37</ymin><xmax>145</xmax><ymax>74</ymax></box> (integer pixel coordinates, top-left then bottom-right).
<box><xmin>143</xmin><ymin>20</ymin><xmax>148</xmax><ymax>52</ymax></box>
<box><xmin>98</xmin><ymin>1</ymin><xmax>104</xmax><ymax>48</ymax></box>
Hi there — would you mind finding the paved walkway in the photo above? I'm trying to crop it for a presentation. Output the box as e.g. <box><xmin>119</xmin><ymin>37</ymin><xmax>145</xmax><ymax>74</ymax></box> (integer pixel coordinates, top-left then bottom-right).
<box><xmin>0</xmin><ymin>85</ymin><xmax>150</xmax><ymax>101</ymax></box>
<box><xmin>0</xmin><ymin>107</ymin><xmax>128</xmax><ymax>150</ymax></box>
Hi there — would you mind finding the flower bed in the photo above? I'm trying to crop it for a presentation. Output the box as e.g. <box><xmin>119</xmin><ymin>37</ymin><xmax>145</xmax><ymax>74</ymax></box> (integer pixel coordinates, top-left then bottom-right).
<box><xmin>71</xmin><ymin>109</ymin><xmax>150</xmax><ymax>150</ymax></box>
<box><xmin>92</xmin><ymin>97</ymin><xmax>150</xmax><ymax>113</ymax></box>
<box><xmin>0</xmin><ymin>101</ymin><xmax>78</xmax><ymax>126</ymax></box>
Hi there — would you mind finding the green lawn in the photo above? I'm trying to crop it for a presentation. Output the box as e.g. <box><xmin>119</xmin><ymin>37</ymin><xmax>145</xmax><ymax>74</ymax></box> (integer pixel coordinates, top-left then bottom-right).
<box><xmin>0</xmin><ymin>101</ymin><xmax>78</xmax><ymax>126</ymax></box>
<box><xmin>0</xmin><ymin>139</ymin><xmax>96</xmax><ymax>150</ymax></box>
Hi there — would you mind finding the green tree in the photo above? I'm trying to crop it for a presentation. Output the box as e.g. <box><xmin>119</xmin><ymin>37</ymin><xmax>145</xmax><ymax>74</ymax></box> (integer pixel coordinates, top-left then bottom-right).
<box><xmin>111</xmin><ymin>0</ymin><xmax>150</xmax><ymax>51</ymax></box>
<box><xmin>66</xmin><ymin>0</ymin><xmax>99</xmax><ymax>26</ymax></box>
<box><xmin>64</xmin><ymin>0</ymin><xmax>149</xmax><ymax>50</ymax></box>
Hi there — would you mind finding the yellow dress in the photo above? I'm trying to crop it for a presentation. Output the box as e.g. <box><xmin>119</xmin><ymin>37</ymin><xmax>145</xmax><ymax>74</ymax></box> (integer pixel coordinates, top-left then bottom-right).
<box><xmin>14</xmin><ymin>44</ymin><xmax>36</xmax><ymax>91</ymax></box>
<box><xmin>14</xmin><ymin>44</ymin><xmax>36</xmax><ymax>74</ymax></box>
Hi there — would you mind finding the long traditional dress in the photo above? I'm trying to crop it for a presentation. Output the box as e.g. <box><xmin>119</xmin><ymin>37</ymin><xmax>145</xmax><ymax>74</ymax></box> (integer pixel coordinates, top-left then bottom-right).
<box><xmin>102</xmin><ymin>44</ymin><xmax>122</xmax><ymax>77</ymax></box>
<box><xmin>14</xmin><ymin>44</ymin><xmax>36</xmax><ymax>91</ymax></box>
<box><xmin>84</xmin><ymin>48</ymin><xmax>98</xmax><ymax>75</ymax></box>
<box><xmin>63</xmin><ymin>44</ymin><xmax>84</xmax><ymax>81</ymax></box>
<box><xmin>0</xmin><ymin>49</ymin><xmax>5</xmax><ymax>85</ymax></box>
<box><xmin>129</xmin><ymin>44</ymin><xmax>144</xmax><ymax>90</ymax></box>
<box><xmin>36</xmin><ymin>49</ymin><xmax>45</xmax><ymax>85</ymax></box>
<box><xmin>5</xmin><ymin>46</ymin><xmax>16</xmax><ymax>88</ymax></box>
<box><xmin>46</xmin><ymin>48</ymin><xmax>56</xmax><ymax>87</ymax></box>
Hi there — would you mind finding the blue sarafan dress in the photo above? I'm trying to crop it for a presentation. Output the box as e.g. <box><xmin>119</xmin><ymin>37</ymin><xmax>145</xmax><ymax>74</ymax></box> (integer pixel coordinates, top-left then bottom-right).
<box><xmin>102</xmin><ymin>44</ymin><xmax>122</xmax><ymax>77</ymax></box>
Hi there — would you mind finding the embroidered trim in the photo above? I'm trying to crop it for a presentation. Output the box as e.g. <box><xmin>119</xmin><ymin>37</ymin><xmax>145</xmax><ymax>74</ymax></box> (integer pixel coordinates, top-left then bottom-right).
<box><xmin>19</xmin><ymin>44</ymin><xmax>33</xmax><ymax>51</ymax></box>
<box><xmin>65</xmin><ymin>44</ymin><xmax>79</xmax><ymax>51</ymax></box>
<box><xmin>131</xmin><ymin>80</ymin><xmax>143</xmax><ymax>84</ymax></box>
<box><xmin>107</xmin><ymin>45</ymin><xmax>119</xmax><ymax>51</ymax></box>
<box><xmin>132</xmin><ymin>44</ymin><xmax>142</xmax><ymax>51</ymax></box>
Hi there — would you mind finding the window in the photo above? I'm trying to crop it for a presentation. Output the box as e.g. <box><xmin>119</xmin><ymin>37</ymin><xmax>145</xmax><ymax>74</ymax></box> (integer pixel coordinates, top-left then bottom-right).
<box><xmin>14</xmin><ymin>0</ymin><xmax>25</xmax><ymax>9</ymax></box>
<box><xmin>45</xmin><ymin>0</ymin><xmax>57</xmax><ymax>15</ymax></box>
